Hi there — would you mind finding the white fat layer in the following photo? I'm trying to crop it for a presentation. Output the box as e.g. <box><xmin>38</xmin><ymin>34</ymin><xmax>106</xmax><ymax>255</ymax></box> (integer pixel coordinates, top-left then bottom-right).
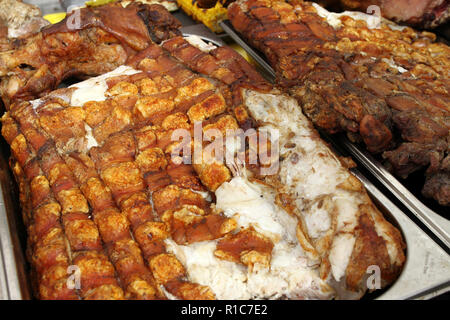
<box><xmin>165</xmin><ymin>176</ymin><xmax>333</xmax><ymax>300</ymax></box>
<box><xmin>329</xmin><ymin>234</ymin><xmax>356</xmax><ymax>281</ymax></box>
<box><xmin>385</xmin><ymin>22</ymin><xmax>407</xmax><ymax>31</ymax></box>
<box><xmin>334</xmin><ymin>195</ymin><xmax>360</xmax><ymax>232</ymax></box>
<box><xmin>243</xmin><ymin>90</ymin><xmax>360</xmax><ymax>282</ymax></box>
<box><xmin>30</xmin><ymin>98</ymin><xmax>43</xmax><ymax>110</ymax></box>
<box><xmin>216</xmin><ymin>177</ymin><xmax>298</xmax><ymax>243</ymax></box>
<box><xmin>69</xmin><ymin>65</ymin><xmax>141</xmax><ymax>106</ymax></box>
<box><xmin>304</xmin><ymin>202</ymin><xmax>331</xmax><ymax>239</ymax></box>
<box><xmin>312</xmin><ymin>3</ymin><xmax>381</xmax><ymax>29</ymax></box>
<box><xmin>84</xmin><ymin>123</ymin><xmax>98</xmax><ymax>150</ymax></box>
<box><xmin>184</xmin><ymin>35</ymin><xmax>218</xmax><ymax>53</ymax></box>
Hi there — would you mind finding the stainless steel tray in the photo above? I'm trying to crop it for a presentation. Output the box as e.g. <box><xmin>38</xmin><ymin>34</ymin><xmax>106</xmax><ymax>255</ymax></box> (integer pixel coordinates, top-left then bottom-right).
<box><xmin>220</xmin><ymin>19</ymin><xmax>450</xmax><ymax>250</ymax></box>
<box><xmin>219</xmin><ymin>19</ymin><xmax>450</xmax><ymax>298</ymax></box>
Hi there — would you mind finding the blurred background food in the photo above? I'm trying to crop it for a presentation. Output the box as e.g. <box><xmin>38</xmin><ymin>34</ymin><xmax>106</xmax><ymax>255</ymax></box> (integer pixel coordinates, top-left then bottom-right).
<box><xmin>316</xmin><ymin>0</ymin><xmax>449</xmax><ymax>29</ymax></box>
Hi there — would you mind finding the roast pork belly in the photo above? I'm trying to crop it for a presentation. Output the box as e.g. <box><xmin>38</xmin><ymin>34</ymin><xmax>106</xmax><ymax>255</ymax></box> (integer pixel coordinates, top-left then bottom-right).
<box><xmin>1</xmin><ymin>35</ymin><xmax>405</xmax><ymax>299</ymax></box>
<box><xmin>228</xmin><ymin>0</ymin><xmax>450</xmax><ymax>206</ymax></box>
<box><xmin>0</xmin><ymin>2</ymin><xmax>181</xmax><ymax>109</ymax></box>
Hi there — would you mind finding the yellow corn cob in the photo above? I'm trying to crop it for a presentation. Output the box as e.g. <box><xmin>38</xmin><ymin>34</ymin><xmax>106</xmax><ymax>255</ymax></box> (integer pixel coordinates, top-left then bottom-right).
<box><xmin>43</xmin><ymin>12</ymin><xmax>67</xmax><ymax>24</ymax></box>
<box><xmin>177</xmin><ymin>0</ymin><xmax>227</xmax><ymax>33</ymax></box>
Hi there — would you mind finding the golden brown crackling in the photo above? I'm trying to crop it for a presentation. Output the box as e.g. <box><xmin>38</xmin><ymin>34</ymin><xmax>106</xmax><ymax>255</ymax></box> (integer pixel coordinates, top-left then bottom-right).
<box><xmin>4</xmin><ymin>110</ymin><xmax>125</xmax><ymax>300</ymax></box>
<box><xmin>6</xmin><ymin>148</ymin><xmax>79</xmax><ymax>299</ymax></box>
<box><xmin>93</xmin><ymin>105</ymin><xmax>133</xmax><ymax>143</ymax></box>
<box><xmin>88</xmin><ymin>115</ymin><xmax>213</xmax><ymax>299</ymax></box>
<box><xmin>203</xmin><ymin>115</ymin><xmax>239</xmax><ymax>139</ymax></box>
<box><xmin>63</xmin><ymin>215</ymin><xmax>103</xmax><ymax>251</ymax></box>
<box><xmin>80</xmin><ymin>177</ymin><xmax>116</xmax><ymax>212</ymax></box>
<box><xmin>193</xmin><ymin>160</ymin><xmax>231</xmax><ymax>192</ymax></box>
<box><xmin>56</xmin><ymin>188</ymin><xmax>90</xmax><ymax>215</ymax></box>
<box><xmin>90</xmin><ymin>131</ymin><xmax>136</xmax><ymax>170</ymax></box>
<box><xmin>152</xmin><ymin>185</ymin><xmax>209</xmax><ymax>216</ymax></box>
<box><xmin>124</xmin><ymin>277</ymin><xmax>159</xmax><ymax>300</ymax></box>
<box><xmin>94</xmin><ymin>208</ymin><xmax>131</xmax><ymax>244</ymax></box>
<box><xmin>10</xmin><ymin>134</ymin><xmax>33</xmax><ymax>167</ymax></box>
<box><xmin>67</xmin><ymin>149</ymin><xmax>158</xmax><ymax>300</ymax></box>
<box><xmin>161</xmin><ymin>112</ymin><xmax>190</xmax><ymax>131</ymax></box>
<box><xmin>38</xmin><ymin>107</ymin><xmax>86</xmax><ymax>152</ymax></box>
<box><xmin>134</xmin><ymin>96</ymin><xmax>175</xmax><ymax>120</ymax></box>
<box><xmin>100</xmin><ymin>162</ymin><xmax>145</xmax><ymax>203</ymax></box>
<box><xmin>39</xmin><ymin>264</ymin><xmax>79</xmax><ymax>300</ymax></box>
<box><xmin>136</xmin><ymin>77</ymin><xmax>158</xmax><ymax>96</ymax></box>
<box><xmin>72</xmin><ymin>250</ymin><xmax>123</xmax><ymax>297</ymax></box>
<box><xmin>163</xmin><ymin>205</ymin><xmax>237</xmax><ymax>245</ymax></box>
<box><xmin>135</xmin><ymin>147</ymin><xmax>168</xmax><ymax>173</ymax></box>
<box><xmin>30</xmin><ymin>175</ymin><xmax>52</xmax><ymax>209</ymax></box>
<box><xmin>166</xmin><ymin>162</ymin><xmax>205</xmax><ymax>191</ymax></box>
<box><xmin>120</xmin><ymin>192</ymin><xmax>154</xmax><ymax>228</ymax></box>
<box><xmin>134</xmin><ymin>221</ymin><xmax>170</xmax><ymax>258</ymax></box>
<box><xmin>165</xmin><ymin>280</ymin><xmax>216</xmax><ymax>300</ymax></box>
<box><xmin>83</xmin><ymin>284</ymin><xmax>125</xmax><ymax>300</ymax></box>
<box><xmin>187</xmin><ymin>93</ymin><xmax>226</xmax><ymax>122</ymax></box>
<box><xmin>134</xmin><ymin>126</ymin><xmax>157</xmax><ymax>151</ymax></box>
<box><xmin>106</xmin><ymin>81</ymin><xmax>138</xmax><ymax>97</ymax></box>
<box><xmin>215</xmin><ymin>227</ymin><xmax>274</xmax><ymax>269</ymax></box>
<box><xmin>148</xmin><ymin>253</ymin><xmax>186</xmax><ymax>284</ymax></box>
<box><xmin>32</xmin><ymin>227</ymin><xmax>70</xmax><ymax>274</ymax></box>
<box><xmin>174</xmin><ymin>77</ymin><xmax>215</xmax><ymax>105</ymax></box>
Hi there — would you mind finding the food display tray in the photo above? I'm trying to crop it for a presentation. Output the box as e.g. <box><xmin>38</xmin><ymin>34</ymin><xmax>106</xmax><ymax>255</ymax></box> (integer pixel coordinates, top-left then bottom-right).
<box><xmin>0</xmin><ymin>8</ymin><xmax>449</xmax><ymax>300</ymax></box>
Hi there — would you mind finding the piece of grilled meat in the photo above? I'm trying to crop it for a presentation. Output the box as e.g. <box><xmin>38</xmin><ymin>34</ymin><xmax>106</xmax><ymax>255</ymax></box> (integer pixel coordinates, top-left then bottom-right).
<box><xmin>0</xmin><ymin>2</ymin><xmax>181</xmax><ymax>109</ymax></box>
<box><xmin>229</xmin><ymin>0</ymin><xmax>450</xmax><ymax>206</ymax></box>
